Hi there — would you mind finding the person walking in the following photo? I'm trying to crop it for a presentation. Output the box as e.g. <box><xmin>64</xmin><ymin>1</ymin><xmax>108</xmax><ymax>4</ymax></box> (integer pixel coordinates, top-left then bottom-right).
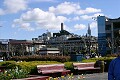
<box><xmin>108</xmin><ymin>55</ymin><xmax>120</xmax><ymax>80</ymax></box>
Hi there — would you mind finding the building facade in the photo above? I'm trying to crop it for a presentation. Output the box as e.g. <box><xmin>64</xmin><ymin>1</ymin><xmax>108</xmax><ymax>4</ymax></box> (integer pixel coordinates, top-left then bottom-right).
<box><xmin>97</xmin><ymin>16</ymin><xmax>120</xmax><ymax>56</ymax></box>
<box><xmin>0</xmin><ymin>39</ymin><xmax>33</xmax><ymax>59</ymax></box>
<box><xmin>38</xmin><ymin>48</ymin><xmax>60</xmax><ymax>55</ymax></box>
<box><xmin>30</xmin><ymin>23</ymin><xmax>98</xmax><ymax>56</ymax></box>
<box><xmin>0</xmin><ymin>23</ymin><xmax>98</xmax><ymax>59</ymax></box>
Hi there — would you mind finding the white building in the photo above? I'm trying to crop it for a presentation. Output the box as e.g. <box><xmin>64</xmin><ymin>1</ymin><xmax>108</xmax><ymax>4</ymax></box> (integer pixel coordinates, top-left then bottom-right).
<box><xmin>38</xmin><ymin>48</ymin><xmax>60</xmax><ymax>55</ymax></box>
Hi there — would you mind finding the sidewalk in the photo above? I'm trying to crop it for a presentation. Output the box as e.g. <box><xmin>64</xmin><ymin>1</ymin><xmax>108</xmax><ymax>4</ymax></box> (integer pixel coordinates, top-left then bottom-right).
<box><xmin>80</xmin><ymin>72</ymin><xmax>108</xmax><ymax>80</ymax></box>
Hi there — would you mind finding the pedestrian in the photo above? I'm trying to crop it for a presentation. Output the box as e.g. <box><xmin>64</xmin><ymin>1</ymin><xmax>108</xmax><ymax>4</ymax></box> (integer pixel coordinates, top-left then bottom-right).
<box><xmin>108</xmin><ymin>54</ymin><xmax>120</xmax><ymax>80</ymax></box>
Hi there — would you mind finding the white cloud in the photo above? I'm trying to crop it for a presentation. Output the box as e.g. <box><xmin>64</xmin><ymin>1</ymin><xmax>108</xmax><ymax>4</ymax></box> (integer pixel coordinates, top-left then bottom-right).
<box><xmin>74</xmin><ymin>24</ymin><xmax>86</xmax><ymax>30</ymax></box>
<box><xmin>12</xmin><ymin>19</ymin><xmax>34</xmax><ymax>31</ymax></box>
<box><xmin>73</xmin><ymin>22</ymin><xmax>97</xmax><ymax>32</ymax></box>
<box><xmin>0</xmin><ymin>9</ymin><xmax>4</xmax><ymax>15</ymax></box>
<box><xmin>80</xmin><ymin>13</ymin><xmax>104</xmax><ymax>20</ymax></box>
<box><xmin>49</xmin><ymin>1</ymin><xmax>80</xmax><ymax>15</ymax></box>
<box><xmin>90</xmin><ymin>22</ymin><xmax>97</xmax><ymax>28</ymax></box>
<box><xmin>20</xmin><ymin>23</ymin><xmax>34</xmax><ymax>31</ymax></box>
<box><xmin>80</xmin><ymin>15</ymin><xmax>91</xmax><ymax>20</ymax></box>
<box><xmin>0</xmin><ymin>0</ymin><xmax>27</xmax><ymax>15</ymax></box>
<box><xmin>77</xmin><ymin>7</ymin><xmax>101</xmax><ymax>15</ymax></box>
<box><xmin>28</xmin><ymin>0</ymin><xmax>56</xmax><ymax>3</ymax></box>
<box><xmin>13</xmin><ymin>8</ymin><xmax>67</xmax><ymax>31</ymax></box>
<box><xmin>73</xmin><ymin>16</ymin><xmax>80</xmax><ymax>21</ymax></box>
<box><xmin>49</xmin><ymin>2</ymin><xmax>102</xmax><ymax>15</ymax></box>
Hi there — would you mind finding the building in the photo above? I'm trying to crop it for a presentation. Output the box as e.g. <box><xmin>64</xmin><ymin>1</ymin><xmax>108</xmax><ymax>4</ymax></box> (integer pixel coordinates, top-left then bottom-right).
<box><xmin>47</xmin><ymin>23</ymin><xmax>97</xmax><ymax>55</ymax></box>
<box><xmin>9</xmin><ymin>39</ymin><xmax>33</xmax><ymax>56</ymax></box>
<box><xmin>97</xmin><ymin>16</ymin><xmax>120</xmax><ymax>56</ymax></box>
<box><xmin>0</xmin><ymin>22</ymin><xmax>98</xmax><ymax>58</ymax></box>
<box><xmin>0</xmin><ymin>39</ymin><xmax>33</xmax><ymax>58</ymax></box>
<box><xmin>29</xmin><ymin>23</ymin><xmax>98</xmax><ymax>56</ymax></box>
<box><xmin>0</xmin><ymin>39</ymin><xmax>9</xmax><ymax>60</ymax></box>
<box><xmin>38</xmin><ymin>48</ymin><xmax>60</xmax><ymax>55</ymax></box>
<box><xmin>53</xmin><ymin>23</ymin><xmax>71</xmax><ymax>37</ymax></box>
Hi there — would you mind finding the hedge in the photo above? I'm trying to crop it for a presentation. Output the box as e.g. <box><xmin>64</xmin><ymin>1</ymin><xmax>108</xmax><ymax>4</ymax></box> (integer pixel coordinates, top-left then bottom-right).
<box><xmin>0</xmin><ymin>61</ymin><xmax>61</xmax><ymax>75</ymax></box>
<box><xmin>10</xmin><ymin>55</ymin><xmax>70</xmax><ymax>62</ymax></box>
<box><xmin>82</xmin><ymin>57</ymin><xmax>116</xmax><ymax>72</ymax></box>
<box><xmin>0</xmin><ymin>57</ymin><xmax>115</xmax><ymax>75</ymax></box>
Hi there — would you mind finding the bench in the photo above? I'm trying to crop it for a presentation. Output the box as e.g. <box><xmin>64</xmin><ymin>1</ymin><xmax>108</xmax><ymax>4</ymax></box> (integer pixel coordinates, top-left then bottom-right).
<box><xmin>73</xmin><ymin>62</ymin><xmax>100</xmax><ymax>74</ymax></box>
<box><xmin>13</xmin><ymin>76</ymin><xmax>49</xmax><ymax>80</ymax></box>
<box><xmin>37</xmin><ymin>64</ymin><xmax>70</xmax><ymax>77</ymax></box>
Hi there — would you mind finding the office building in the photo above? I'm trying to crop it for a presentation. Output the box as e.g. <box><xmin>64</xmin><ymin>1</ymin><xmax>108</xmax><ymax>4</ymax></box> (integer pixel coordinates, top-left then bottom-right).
<box><xmin>97</xmin><ymin>16</ymin><xmax>120</xmax><ymax>56</ymax></box>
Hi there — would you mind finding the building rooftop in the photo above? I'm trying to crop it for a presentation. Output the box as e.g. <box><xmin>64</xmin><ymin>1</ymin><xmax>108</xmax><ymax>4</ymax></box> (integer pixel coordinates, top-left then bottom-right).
<box><xmin>40</xmin><ymin>48</ymin><xmax>59</xmax><ymax>51</ymax></box>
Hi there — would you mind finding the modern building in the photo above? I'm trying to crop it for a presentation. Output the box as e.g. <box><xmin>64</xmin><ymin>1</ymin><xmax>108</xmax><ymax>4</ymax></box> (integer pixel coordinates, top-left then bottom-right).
<box><xmin>97</xmin><ymin>16</ymin><xmax>120</xmax><ymax>56</ymax></box>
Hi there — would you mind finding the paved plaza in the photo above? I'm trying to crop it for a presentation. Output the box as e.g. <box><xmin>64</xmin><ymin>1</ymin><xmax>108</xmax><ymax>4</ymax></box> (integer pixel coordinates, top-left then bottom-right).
<box><xmin>80</xmin><ymin>72</ymin><xmax>108</xmax><ymax>80</ymax></box>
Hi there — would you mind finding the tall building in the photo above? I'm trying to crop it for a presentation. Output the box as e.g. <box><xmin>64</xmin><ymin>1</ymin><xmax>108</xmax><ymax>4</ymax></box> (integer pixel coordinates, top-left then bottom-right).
<box><xmin>97</xmin><ymin>16</ymin><xmax>120</xmax><ymax>56</ymax></box>
<box><xmin>87</xmin><ymin>24</ymin><xmax>91</xmax><ymax>36</ymax></box>
<box><xmin>87</xmin><ymin>24</ymin><xmax>91</xmax><ymax>55</ymax></box>
<box><xmin>53</xmin><ymin>23</ymin><xmax>71</xmax><ymax>37</ymax></box>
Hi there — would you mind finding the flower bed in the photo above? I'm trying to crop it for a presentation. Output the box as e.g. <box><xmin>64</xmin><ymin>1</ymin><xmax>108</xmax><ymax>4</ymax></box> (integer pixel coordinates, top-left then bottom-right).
<box><xmin>0</xmin><ymin>66</ymin><xmax>29</xmax><ymax>80</ymax></box>
<box><xmin>46</xmin><ymin>73</ymin><xmax>85</xmax><ymax>80</ymax></box>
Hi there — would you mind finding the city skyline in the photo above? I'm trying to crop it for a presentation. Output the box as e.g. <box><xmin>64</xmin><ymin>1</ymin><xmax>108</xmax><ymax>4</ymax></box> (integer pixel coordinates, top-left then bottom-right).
<box><xmin>0</xmin><ymin>0</ymin><xmax>120</xmax><ymax>40</ymax></box>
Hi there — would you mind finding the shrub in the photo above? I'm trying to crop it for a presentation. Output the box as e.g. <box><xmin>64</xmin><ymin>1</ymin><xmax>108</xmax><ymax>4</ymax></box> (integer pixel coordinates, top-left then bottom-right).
<box><xmin>0</xmin><ymin>61</ymin><xmax>17</xmax><ymax>69</ymax></box>
<box><xmin>106</xmin><ymin>53</ymin><xmax>118</xmax><ymax>57</ymax></box>
<box><xmin>0</xmin><ymin>61</ymin><xmax>61</xmax><ymax>75</ymax></box>
<box><xmin>82</xmin><ymin>57</ymin><xmax>115</xmax><ymax>62</ymax></box>
<box><xmin>95</xmin><ymin>60</ymin><xmax>104</xmax><ymax>73</ymax></box>
<box><xmin>64</xmin><ymin>62</ymin><xmax>74</xmax><ymax>70</ymax></box>
<box><xmin>82</xmin><ymin>57</ymin><xmax>115</xmax><ymax>72</ymax></box>
<box><xmin>0</xmin><ymin>66</ymin><xmax>29</xmax><ymax>80</ymax></box>
<box><xmin>10</xmin><ymin>55</ymin><xmax>71</xmax><ymax>62</ymax></box>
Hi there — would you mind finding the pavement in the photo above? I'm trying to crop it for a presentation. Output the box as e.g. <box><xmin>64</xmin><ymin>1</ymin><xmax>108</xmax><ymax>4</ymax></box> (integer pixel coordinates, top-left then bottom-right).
<box><xmin>80</xmin><ymin>72</ymin><xmax>108</xmax><ymax>80</ymax></box>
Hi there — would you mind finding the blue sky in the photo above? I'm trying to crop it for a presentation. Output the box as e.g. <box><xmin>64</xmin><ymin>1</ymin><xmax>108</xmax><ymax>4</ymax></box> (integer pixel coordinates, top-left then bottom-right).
<box><xmin>0</xmin><ymin>0</ymin><xmax>120</xmax><ymax>40</ymax></box>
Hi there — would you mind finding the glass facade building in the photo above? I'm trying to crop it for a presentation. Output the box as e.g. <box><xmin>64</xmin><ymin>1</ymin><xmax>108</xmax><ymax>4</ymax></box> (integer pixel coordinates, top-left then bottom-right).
<box><xmin>97</xmin><ymin>16</ymin><xmax>120</xmax><ymax>56</ymax></box>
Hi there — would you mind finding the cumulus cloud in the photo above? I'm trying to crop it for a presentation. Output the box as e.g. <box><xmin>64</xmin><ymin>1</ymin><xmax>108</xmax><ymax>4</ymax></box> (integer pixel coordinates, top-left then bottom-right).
<box><xmin>77</xmin><ymin>7</ymin><xmax>101</xmax><ymax>15</ymax></box>
<box><xmin>49</xmin><ymin>2</ymin><xmax>80</xmax><ymax>15</ymax></box>
<box><xmin>1</xmin><ymin>1</ymin><xmax>103</xmax><ymax>33</ymax></box>
<box><xmin>74</xmin><ymin>24</ymin><xmax>86</xmax><ymax>30</ymax></box>
<box><xmin>90</xmin><ymin>22</ymin><xmax>97</xmax><ymax>28</ymax></box>
<box><xmin>20</xmin><ymin>23</ymin><xmax>34</xmax><ymax>31</ymax></box>
<box><xmin>0</xmin><ymin>9</ymin><xmax>4</xmax><ymax>15</ymax></box>
<box><xmin>28</xmin><ymin>0</ymin><xmax>56</xmax><ymax>3</ymax></box>
<box><xmin>49</xmin><ymin>1</ymin><xmax>102</xmax><ymax>15</ymax></box>
<box><xmin>74</xmin><ymin>22</ymin><xmax>97</xmax><ymax>31</ymax></box>
<box><xmin>12</xmin><ymin>19</ymin><xmax>34</xmax><ymax>31</ymax></box>
<box><xmin>73</xmin><ymin>16</ymin><xmax>80</xmax><ymax>21</ymax></box>
<box><xmin>80</xmin><ymin>13</ymin><xmax>104</xmax><ymax>20</ymax></box>
<box><xmin>0</xmin><ymin>0</ymin><xmax>27</xmax><ymax>15</ymax></box>
<box><xmin>13</xmin><ymin>8</ymin><xmax>67</xmax><ymax>31</ymax></box>
<box><xmin>74</xmin><ymin>21</ymin><xmax>97</xmax><ymax>31</ymax></box>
